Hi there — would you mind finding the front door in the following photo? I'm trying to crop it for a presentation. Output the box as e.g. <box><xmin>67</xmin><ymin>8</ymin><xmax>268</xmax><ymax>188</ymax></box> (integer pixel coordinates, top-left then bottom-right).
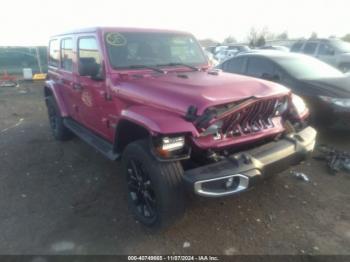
<box><xmin>75</xmin><ymin>35</ymin><xmax>112</xmax><ymax>140</ymax></box>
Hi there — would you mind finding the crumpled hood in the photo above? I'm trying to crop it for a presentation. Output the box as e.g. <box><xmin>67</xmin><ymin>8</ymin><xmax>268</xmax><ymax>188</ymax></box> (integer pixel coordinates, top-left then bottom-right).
<box><xmin>301</xmin><ymin>76</ymin><xmax>350</xmax><ymax>98</ymax></box>
<box><xmin>113</xmin><ymin>71</ymin><xmax>290</xmax><ymax>115</ymax></box>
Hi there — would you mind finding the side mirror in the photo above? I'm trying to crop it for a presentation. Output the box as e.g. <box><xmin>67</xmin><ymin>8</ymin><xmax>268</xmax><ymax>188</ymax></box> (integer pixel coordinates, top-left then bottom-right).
<box><xmin>79</xmin><ymin>58</ymin><xmax>104</xmax><ymax>80</ymax></box>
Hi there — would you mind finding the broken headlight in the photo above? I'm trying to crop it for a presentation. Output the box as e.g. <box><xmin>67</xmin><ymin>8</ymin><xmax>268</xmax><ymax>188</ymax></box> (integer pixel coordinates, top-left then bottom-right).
<box><xmin>291</xmin><ymin>94</ymin><xmax>307</xmax><ymax>116</ymax></box>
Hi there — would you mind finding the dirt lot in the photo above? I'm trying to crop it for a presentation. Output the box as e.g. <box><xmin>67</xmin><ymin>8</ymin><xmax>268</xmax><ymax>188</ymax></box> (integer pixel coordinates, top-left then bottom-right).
<box><xmin>0</xmin><ymin>81</ymin><xmax>349</xmax><ymax>255</ymax></box>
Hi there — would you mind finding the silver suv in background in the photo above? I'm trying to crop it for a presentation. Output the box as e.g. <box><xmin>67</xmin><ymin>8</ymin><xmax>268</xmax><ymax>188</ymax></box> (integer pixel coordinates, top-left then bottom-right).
<box><xmin>290</xmin><ymin>39</ymin><xmax>350</xmax><ymax>72</ymax></box>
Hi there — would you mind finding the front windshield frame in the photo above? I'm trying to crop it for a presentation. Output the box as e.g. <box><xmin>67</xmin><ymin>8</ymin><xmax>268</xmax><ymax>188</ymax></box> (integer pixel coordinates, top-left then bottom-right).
<box><xmin>273</xmin><ymin>55</ymin><xmax>344</xmax><ymax>80</ymax></box>
<box><xmin>104</xmin><ymin>31</ymin><xmax>208</xmax><ymax>70</ymax></box>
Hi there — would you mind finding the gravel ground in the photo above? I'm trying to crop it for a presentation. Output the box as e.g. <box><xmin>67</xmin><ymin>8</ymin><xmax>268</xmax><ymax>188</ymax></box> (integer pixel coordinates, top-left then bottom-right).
<box><xmin>0</xmin><ymin>82</ymin><xmax>349</xmax><ymax>255</ymax></box>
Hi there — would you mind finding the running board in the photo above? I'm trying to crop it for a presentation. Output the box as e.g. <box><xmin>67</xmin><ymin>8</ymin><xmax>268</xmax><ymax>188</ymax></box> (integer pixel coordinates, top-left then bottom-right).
<box><xmin>63</xmin><ymin>118</ymin><xmax>120</xmax><ymax>161</ymax></box>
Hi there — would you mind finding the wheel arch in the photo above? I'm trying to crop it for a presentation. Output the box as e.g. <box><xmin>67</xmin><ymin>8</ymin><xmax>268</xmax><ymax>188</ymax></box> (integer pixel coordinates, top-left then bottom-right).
<box><xmin>113</xmin><ymin>106</ymin><xmax>199</xmax><ymax>155</ymax></box>
<box><xmin>114</xmin><ymin>119</ymin><xmax>151</xmax><ymax>154</ymax></box>
<box><xmin>44</xmin><ymin>80</ymin><xmax>69</xmax><ymax>117</ymax></box>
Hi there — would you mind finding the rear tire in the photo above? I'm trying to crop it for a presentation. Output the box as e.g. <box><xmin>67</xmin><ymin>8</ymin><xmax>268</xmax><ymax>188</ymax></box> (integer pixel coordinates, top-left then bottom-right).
<box><xmin>46</xmin><ymin>96</ymin><xmax>73</xmax><ymax>141</ymax></box>
<box><xmin>122</xmin><ymin>139</ymin><xmax>185</xmax><ymax>229</ymax></box>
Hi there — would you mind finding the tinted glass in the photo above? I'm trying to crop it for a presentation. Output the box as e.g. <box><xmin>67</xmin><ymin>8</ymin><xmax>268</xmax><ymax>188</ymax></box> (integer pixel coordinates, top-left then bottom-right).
<box><xmin>246</xmin><ymin>57</ymin><xmax>274</xmax><ymax>77</ymax></box>
<box><xmin>49</xmin><ymin>39</ymin><xmax>59</xmax><ymax>67</ymax></box>
<box><xmin>61</xmin><ymin>38</ymin><xmax>73</xmax><ymax>71</ymax></box>
<box><xmin>78</xmin><ymin>37</ymin><xmax>101</xmax><ymax>75</ymax></box>
<box><xmin>223</xmin><ymin>57</ymin><xmax>245</xmax><ymax>74</ymax></box>
<box><xmin>318</xmin><ymin>43</ymin><xmax>335</xmax><ymax>56</ymax></box>
<box><xmin>303</xmin><ymin>42</ymin><xmax>317</xmax><ymax>54</ymax></box>
<box><xmin>290</xmin><ymin>42</ymin><xmax>303</xmax><ymax>52</ymax></box>
<box><xmin>274</xmin><ymin>55</ymin><xmax>343</xmax><ymax>79</ymax></box>
<box><xmin>105</xmin><ymin>32</ymin><xmax>207</xmax><ymax>69</ymax></box>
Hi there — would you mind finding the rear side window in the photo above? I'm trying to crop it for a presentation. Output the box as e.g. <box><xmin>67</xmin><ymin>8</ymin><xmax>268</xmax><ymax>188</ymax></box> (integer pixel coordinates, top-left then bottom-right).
<box><xmin>222</xmin><ymin>57</ymin><xmax>245</xmax><ymax>74</ymax></box>
<box><xmin>49</xmin><ymin>39</ymin><xmax>59</xmax><ymax>67</ymax></box>
<box><xmin>246</xmin><ymin>57</ymin><xmax>274</xmax><ymax>77</ymax></box>
<box><xmin>61</xmin><ymin>38</ymin><xmax>74</xmax><ymax>71</ymax></box>
<box><xmin>78</xmin><ymin>37</ymin><xmax>101</xmax><ymax>75</ymax></box>
<box><xmin>303</xmin><ymin>42</ymin><xmax>317</xmax><ymax>55</ymax></box>
<box><xmin>290</xmin><ymin>42</ymin><xmax>303</xmax><ymax>52</ymax></box>
<box><xmin>318</xmin><ymin>43</ymin><xmax>335</xmax><ymax>56</ymax></box>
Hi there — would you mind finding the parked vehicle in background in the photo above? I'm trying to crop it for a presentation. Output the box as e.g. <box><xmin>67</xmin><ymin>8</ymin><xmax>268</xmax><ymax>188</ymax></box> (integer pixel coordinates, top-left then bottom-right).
<box><xmin>214</xmin><ymin>45</ymin><xmax>228</xmax><ymax>54</ymax></box>
<box><xmin>215</xmin><ymin>49</ymin><xmax>236</xmax><ymax>62</ymax></box>
<box><xmin>215</xmin><ymin>45</ymin><xmax>250</xmax><ymax>62</ymax></box>
<box><xmin>259</xmin><ymin>45</ymin><xmax>290</xmax><ymax>52</ymax></box>
<box><xmin>227</xmin><ymin>44</ymin><xmax>250</xmax><ymax>54</ymax></box>
<box><xmin>204</xmin><ymin>50</ymin><xmax>219</xmax><ymax>67</ymax></box>
<box><xmin>218</xmin><ymin>51</ymin><xmax>350</xmax><ymax>129</ymax></box>
<box><xmin>205</xmin><ymin>46</ymin><xmax>217</xmax><ymax>54</ymax></box>
<box><xmin>45</xmin><ymin>28</ymin><xmax>316</xmax><ymax>229</ymax></box>
<box><xmin>290</xmin><ymin>39</ymin><xmax>350</xmax><ymax>72</ymax></box>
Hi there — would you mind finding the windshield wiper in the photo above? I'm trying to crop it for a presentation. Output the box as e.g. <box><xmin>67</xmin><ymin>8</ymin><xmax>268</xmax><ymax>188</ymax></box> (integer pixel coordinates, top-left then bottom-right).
<box><xmin>126</xmin><ymin>65</ymin><xmax>166</xmax><ymax>74</ymax></box>
<box><xmin>157</xmin><ymin>63</ymin><xmax>200</xmax><ymax>71</ymax></box>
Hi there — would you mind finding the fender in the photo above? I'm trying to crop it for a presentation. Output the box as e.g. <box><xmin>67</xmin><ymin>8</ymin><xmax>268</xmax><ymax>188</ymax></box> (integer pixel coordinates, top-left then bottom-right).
<box><xmin>44</xmin><ymin>80</ymin><xmax>69</xmax><ymax>117</ymax></box>
<box><xmin>120</xmin><ymin>105</ymin><xmax>199</xmax><ymax>137</ymax></box>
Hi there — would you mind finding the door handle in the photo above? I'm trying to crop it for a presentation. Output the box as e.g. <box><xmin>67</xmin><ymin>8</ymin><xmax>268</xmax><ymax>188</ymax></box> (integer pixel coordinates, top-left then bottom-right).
<box><xmin>72</xmin><ymin>83</ymin><xmax>83</xmax><ymax>91</ymax></box>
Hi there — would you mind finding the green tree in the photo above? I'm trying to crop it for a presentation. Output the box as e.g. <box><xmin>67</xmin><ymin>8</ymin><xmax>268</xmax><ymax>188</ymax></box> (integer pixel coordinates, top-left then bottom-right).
<box><xmin>277</xmin><ymin>31</ymin><xmax>288</xmax><ymax>40</ymax></box>
<box><xmin>256</xmin><ymin>36</ymin><xmax>266</xmax><ymax>47</ymax></box>
<box><xmin>310</xmin><ymin>32</ymin><xmax>318</xmax><ymax>39</ymax></box>
<box><xmin>223</xmin><ymin>35</ymin><xmax>237</xmax><ymax>44</ymax></box>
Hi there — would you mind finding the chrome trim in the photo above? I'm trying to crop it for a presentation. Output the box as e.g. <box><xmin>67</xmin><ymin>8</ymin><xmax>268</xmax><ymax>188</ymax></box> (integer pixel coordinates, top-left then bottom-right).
<box><xmin>194</xmin><ymin>174</ymin><xmax>249</xmax><ymax>197</ymax></box>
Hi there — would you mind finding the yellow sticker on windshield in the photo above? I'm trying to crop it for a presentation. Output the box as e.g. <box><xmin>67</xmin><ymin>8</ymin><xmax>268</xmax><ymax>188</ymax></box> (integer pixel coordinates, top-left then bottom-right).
<box><xmin>106</xmin><ymin>32</ymin><xmax>127</xmax><ymax>46</ymax></box>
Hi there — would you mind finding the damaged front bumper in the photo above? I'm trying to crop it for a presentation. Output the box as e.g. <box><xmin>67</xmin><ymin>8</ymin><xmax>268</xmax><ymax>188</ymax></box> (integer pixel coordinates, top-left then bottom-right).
<box><xmin>183</xmin><ymin>126</ymin><xmax>317</xmax><ymax>197</ymax></box>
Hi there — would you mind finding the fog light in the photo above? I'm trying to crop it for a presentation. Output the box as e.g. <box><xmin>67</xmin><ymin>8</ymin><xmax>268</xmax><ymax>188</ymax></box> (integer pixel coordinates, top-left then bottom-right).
<box><xmin>225</xmin><ymin>177</ymin><xmax>235</xmax><ymax>189</ymax></box>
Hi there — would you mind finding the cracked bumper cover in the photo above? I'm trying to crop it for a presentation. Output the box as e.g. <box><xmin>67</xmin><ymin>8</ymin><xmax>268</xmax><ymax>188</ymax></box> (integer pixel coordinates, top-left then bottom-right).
<box><xmin>183</xmin><ymin>126</ymin><xmax>317</xmax><ymax>197</ymax></box>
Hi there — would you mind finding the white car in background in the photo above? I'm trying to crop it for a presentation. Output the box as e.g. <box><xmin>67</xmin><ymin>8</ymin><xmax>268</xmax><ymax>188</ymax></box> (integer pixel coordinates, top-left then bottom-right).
<box><xmin>214</xmin><ymin>45</ymin><xmax>251</xmax><ymax>63</ymax></box>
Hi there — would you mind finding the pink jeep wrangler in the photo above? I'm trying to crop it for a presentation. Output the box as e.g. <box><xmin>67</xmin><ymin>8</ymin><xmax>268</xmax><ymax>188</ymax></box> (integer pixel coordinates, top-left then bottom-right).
<box><xmin>45</xmin><ymin>27</ymin><xmax>316</xmax><ymax>228</ymax></box>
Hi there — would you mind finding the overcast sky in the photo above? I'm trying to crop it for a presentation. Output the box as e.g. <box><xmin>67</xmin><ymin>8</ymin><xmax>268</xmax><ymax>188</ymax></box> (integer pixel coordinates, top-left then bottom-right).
<box><xmin>0</xmin><ymin>0</ymin><xmax>349</xmax><ymax>46</ymax></box>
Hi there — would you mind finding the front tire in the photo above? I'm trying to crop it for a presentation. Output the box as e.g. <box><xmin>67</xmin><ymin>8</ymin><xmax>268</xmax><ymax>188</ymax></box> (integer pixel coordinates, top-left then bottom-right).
<box><xmin>122</xmin><ymin>139</ymin><xmax>185</xmax><ymax>229</ymax></box>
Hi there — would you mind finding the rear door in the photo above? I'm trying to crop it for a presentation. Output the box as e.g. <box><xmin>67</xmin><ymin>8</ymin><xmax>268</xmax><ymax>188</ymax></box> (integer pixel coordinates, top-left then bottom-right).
<box><xmin>59</xmin><ymin>37</ymin><xmax>81</xmax><ymax>121</ymax></box>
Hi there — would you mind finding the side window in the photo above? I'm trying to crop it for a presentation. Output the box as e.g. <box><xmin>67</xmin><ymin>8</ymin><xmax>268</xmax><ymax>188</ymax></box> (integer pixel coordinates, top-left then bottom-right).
<box><xmin>303</xmin><ymin>42</ymin><xmax>317</xmax><ymax>55</ymax></box>
<box><xmin>225</xmin><ymin>58</ymin><xmax>245</xmax><ymax>74</ymax></box>
<box><xmin>78</xmin><ymin>37</ymin><xmax>101</xmax><ymax>76</ymax></box>
<box><xmin>49</xmin><ymin>39</ymin><xmax>59</xmax><ymax>67</ymax></box>
<box><xmin>318</xmin><ymin>43</ymin><xmax>335</xmax><ymax>56</ymax></box>
<box><xmin>291</xmin><ymin>42</ymin><xmax>303</xmax><ymax>52</ymax></box>
<box><xmin>246</xmin><ymin>57</ymin><xmax>274</xmax><ymax>78</ymax></box>
<box><xmin>61</xmin><ymin>38</ymin><xmax>74</xmax><ymax>71</ymax></box>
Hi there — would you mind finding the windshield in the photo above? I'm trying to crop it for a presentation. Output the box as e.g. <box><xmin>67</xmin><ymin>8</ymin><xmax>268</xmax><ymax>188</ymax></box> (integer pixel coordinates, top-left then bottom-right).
<box><xmin>105</xmin><ymin>32</ymin><xmax>207</xmax><ymax>69</ymax></box>
<box><xmin>331</xmin><ymin>40</ymin><xmax>350</xmax><ymax>53</ymax></box>
<box><xmin>275</xmin><ymin>55</ymin><xmax>344</xmax><ymax>79</ymax></box>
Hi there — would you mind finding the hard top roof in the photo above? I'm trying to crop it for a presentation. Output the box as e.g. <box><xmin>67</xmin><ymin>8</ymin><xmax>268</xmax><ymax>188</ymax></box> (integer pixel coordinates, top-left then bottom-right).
<box><xmin>50</xmin><ymin>27</ymin><xmax>191</xmax><ymax>38</ymax></box>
